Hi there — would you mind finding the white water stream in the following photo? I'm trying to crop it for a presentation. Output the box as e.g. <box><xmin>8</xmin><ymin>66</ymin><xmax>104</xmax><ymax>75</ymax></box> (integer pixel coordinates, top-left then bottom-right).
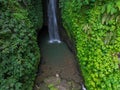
<box><xmin>48</xmin><ymin>0</ymin><xmax>61</xmax><ymax>43</ymax></box>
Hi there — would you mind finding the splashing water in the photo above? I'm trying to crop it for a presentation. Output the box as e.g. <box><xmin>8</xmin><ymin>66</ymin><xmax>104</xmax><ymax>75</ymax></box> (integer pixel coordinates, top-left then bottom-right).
<box><xmin>82</xmin><ymin>84</ymin><xmax>87</xmax><ymax>90</ymax></box>
<box><xmin>48</xmin><ymin>0</ymin><xmax>61</xmax><ymax>43</ymax></box>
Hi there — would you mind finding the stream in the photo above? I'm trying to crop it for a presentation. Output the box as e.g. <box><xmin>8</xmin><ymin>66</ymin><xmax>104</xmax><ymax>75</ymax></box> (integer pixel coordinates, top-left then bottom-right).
<box><xmin>34</xmin><ymin>27</ymin><xmax>83</xmax><ymax>90</ymax></box>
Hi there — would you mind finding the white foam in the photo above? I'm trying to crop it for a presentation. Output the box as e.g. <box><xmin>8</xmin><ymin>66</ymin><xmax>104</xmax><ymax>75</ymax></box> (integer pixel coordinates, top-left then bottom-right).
<box><xmin>48</xmin><ymin>39</ymin><xmax>61</xmax><ymax>44</ymax></box>
<box><xmin>82</xmin><ymin>84</ymin><xmax>86</xmax><ymax>90</ymax></box>
<box><xmin>49</xmin><ymin>40</ymin><xmax>54</xmax><ymax>43</ymax></box>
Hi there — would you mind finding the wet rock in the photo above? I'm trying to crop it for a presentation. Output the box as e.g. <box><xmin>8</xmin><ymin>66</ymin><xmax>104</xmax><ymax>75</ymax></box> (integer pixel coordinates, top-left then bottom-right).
<box><xmin>56</xmin><ymin>85</ymin><xmax>67</xmax><ymax>90</ymax></box>
<box><xmin>71</xmin><ymin>81</ymin><xmax>81</xmax><ymax>90</ymax></box>
<box><xmin>40</xmin><ymin>84</ymin><xmax>49</xmax><ymax>90</ymax></box>
<box><xmin>35</xmin><ymin>76</ymin><xmax>82</xmax><ymax>90</ymax></box>
<box><xmin>58</xmin><ymin>80</ymin><xmax>70</xmax><ymax>90</ymax></box>
<box><xmin>35</xmin><ymin>83</ymin><xmax>49</xmax><ymax>90</ymax></box>
<box><xmin>44</xmin><ymin>76</ymin><xmax>61</xmax><ymax>86</ymax></box>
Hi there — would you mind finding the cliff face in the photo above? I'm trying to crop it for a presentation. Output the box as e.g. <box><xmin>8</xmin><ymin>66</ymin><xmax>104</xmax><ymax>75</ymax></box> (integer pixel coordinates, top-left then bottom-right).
<box><xmin>42</xmin><ymin>0</ymin><xmax>48</xmax><ymax>26</ymax></box>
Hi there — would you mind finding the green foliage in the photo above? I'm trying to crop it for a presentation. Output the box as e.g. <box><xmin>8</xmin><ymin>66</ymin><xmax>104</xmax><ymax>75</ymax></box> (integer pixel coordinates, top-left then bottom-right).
<box><xmin>0</xmin><ymin>0</ymin><xmax>43</xmax><ymax>90</ymax></box>
<box><xmin>60</xmin><ymin>0</ymin><xmax>120</xmax><ymax>90</ymax></box>
<box><xmin>27</xmin><ymin>0</ymin><xmax>43</xmax><ymax>29</ymax></box>
<box><xmin>48</xmin><ymin>84</ymin><xmax>58</xmax><ymax>90</ymax></box>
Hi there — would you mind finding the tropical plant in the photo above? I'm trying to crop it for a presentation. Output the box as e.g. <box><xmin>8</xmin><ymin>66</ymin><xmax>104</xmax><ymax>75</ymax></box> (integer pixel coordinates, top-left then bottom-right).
<box><xmin>60</xmin><ymin>0</ymin><xmax>120</xmax><ymax>89</ymax></box>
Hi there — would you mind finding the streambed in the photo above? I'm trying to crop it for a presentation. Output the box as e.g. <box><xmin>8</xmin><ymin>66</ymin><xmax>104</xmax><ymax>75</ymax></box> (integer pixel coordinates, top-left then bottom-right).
<box><xmin>34</xmin><ymin>29</ymin><xmax>83</xmax><ymax>90</ymax></box>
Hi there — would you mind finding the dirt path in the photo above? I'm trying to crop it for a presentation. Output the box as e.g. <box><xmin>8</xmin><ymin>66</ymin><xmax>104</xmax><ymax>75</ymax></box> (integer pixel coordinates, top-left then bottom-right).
<box><xmin>34</xmin><ymin>29</ymin><xmax>83</xmax><ymax>90</ymax></box>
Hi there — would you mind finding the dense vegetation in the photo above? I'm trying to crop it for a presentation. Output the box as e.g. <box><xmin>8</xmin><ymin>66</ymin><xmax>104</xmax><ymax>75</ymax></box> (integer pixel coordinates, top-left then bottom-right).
<box><xmin>60</xmin><ymin>0</ymin><xmax>120</xmax><ymax>90</ymax></box>
<box><xmin>0</xmin><ymin>0</ymin><xmax>42</xmax><ymax>90</ymax></box>
<box><xmin>1</xmin><ymin>0</ymin><xmax>120</xmax><ymax>90</ymax></box>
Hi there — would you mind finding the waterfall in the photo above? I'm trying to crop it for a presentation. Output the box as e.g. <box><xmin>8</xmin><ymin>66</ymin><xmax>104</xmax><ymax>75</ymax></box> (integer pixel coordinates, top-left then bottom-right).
<box><xmin>48</xmin><ymin>0</ymin><xmax>61</xmax><ymax>43</ymax></box>
<box><xmin>82</xmin><ymin>84</ymin><xmax>87</xmax><ymax>90</ymax></box>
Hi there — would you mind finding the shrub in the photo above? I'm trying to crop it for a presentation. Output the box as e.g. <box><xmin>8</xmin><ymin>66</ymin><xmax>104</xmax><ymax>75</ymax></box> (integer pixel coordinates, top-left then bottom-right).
<box><xmin>60</xmin><ymin>0</ymin><xmax>120</xmax><ymax>89</ymax></box>
<box><xmin>0</xmin><ymin>0</ymin><xmax>42</xmax><ymax>90</ymax></box>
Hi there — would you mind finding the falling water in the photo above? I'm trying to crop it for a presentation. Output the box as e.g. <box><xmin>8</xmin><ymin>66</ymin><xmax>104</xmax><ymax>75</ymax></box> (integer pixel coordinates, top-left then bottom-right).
<box><xmin>82</xmin><ymin>84</ymin><xmax>87</xmax><ymax>90</ymax></box>
<box><xmin>48</xmin><ymin>0</ymin><xmax>61</xmax><ymax>43</ymax></box>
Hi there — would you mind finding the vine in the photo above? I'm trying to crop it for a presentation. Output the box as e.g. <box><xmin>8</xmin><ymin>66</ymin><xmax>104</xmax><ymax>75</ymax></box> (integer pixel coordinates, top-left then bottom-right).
<box><xmin>0</xmin><ymin>0</ymin><xmax>43</xmax><ymax>90</ymax></box>
<box><xmin>60</xmin><ymin>0</ymin><xmax>120</xmax><ymax>89</ymax></box>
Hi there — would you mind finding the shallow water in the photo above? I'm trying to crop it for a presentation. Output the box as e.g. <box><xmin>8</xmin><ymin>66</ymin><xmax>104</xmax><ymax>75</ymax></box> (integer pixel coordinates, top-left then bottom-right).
<box><xmin>34</xmin><ymin>30</ymin><xmax>84</xmax><ymax>90</ymax></box>
<box><xmin>40</xmin><ymin>35</ymin><xmax>74</xmax><ymax>66</ymax></box>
